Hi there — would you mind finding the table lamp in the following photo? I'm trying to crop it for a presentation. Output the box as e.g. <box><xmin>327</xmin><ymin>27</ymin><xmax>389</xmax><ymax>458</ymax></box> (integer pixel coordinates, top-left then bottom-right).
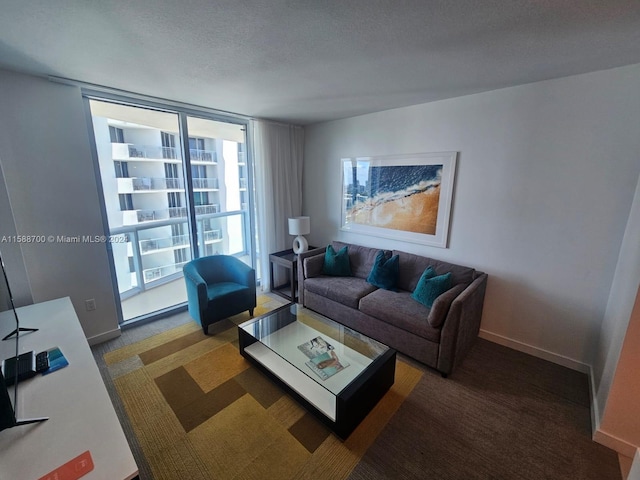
<box><xmin>288</xmin><ymin>216</ymin><xmax>310</xmax><ymax>254</ymax></box>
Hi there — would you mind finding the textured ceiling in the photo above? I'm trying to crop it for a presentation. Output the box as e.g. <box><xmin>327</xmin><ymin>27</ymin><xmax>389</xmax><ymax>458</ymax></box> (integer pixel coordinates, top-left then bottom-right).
<box><xmin>0</xmin><ymin>1</ymin><xmax>639</xmax><ymax>125</ymax></box>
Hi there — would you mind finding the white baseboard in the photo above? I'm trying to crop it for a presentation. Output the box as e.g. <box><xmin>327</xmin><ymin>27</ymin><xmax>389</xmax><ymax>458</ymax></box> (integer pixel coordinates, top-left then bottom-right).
<box><xmin>587</xmin><ymin>364</ymin><xmax>601</xmax><ymax>437</ymax></box>
<box><xmin>478</xmin><ymin>329</ymin><xmax>590</xmax><ymax>373</ymax></box>
<box><xmin>87</xmin><ymin>327</ymin><xmax>121</xmax><ymax>346</ymax></box>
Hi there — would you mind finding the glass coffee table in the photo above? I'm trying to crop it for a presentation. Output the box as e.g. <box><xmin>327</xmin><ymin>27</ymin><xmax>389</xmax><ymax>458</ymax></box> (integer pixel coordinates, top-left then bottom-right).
<box><xmin>238</xmin><ymin>304</ymin><xmax>396</xmax><ymax>438</ymax></box>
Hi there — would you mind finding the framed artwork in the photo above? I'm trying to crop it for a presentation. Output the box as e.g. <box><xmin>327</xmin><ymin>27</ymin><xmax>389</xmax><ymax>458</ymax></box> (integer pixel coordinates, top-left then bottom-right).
<box><xmin>340</xmin><ymin>152</ymin><xmax>457</xmax><ymax>248</ymax></box>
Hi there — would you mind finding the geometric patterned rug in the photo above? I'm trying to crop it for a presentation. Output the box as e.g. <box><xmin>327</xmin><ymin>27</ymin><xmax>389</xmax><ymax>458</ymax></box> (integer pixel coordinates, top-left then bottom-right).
<box><xmin>104</xmin><ymin>296</ymin><xmax>422</xmax><ymax>480</ymax></box>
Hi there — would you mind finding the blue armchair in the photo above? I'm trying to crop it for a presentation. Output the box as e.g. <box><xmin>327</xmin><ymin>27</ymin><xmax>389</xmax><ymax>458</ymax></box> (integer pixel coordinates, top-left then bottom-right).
<box><xmin>183</xmin><ymin>255</ymin><xmax>257</xmax><ymax>335</ymax></box>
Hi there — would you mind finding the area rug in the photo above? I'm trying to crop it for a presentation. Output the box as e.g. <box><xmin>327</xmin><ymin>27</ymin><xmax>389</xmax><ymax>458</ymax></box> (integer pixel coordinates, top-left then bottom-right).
<box><xmin>103</xmin><ymin>298</ymin><xmax>422</xmax><ymax>480</ymax></box>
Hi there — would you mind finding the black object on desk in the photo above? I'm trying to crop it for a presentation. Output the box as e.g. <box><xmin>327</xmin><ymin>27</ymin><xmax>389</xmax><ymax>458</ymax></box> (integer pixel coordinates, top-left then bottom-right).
<box><xmin>1</xmin><ymin>351</ymin><xmax>49</xmax><ymax>386</ymax></box>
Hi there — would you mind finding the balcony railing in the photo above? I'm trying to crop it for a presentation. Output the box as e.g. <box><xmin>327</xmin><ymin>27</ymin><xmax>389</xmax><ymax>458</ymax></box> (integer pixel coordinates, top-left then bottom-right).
<box><xmin>204</xmin><ymin>229</ymin><xmax>222</xmax><ymax>242</ymax></box>
<box><xmin>192</xmin><ymin>178</ymin><xmax>219</xmax><ymax>189</ymax></box>
<box><xmin>195</xmin><ymin>204</ymin><xmax>220</xmax><ymax>215</ymax></box>
<box><xmin>112</xmin><ymin>143</ymin><xmax>180</xmax><ymax>161</ymax></box>
<box><xmin>137</xmin><ymin>229</ymin><xmax>221</xmax><ymax>254</ymax></box>
<box><xmin>111</xmin><ymin>212</ymin><xmax>248</xmax><ymax>294</ymax></box>
<box><xmin>143</xmin><ymin>261</ymin><xmax>188</xmax><ymax>283</ymax></box>
<box><xmin>131</xmin><ymin>177</ymin><xmax>185</xmax><ymax>191</ymax></box>
<box><xmin>239</xmin><ymin>178</ymin><xmax>248</xmax><ymax>189</ymax></box>
<box><xmin>139</xmin><ymin>234</ymin><xmax>190</xmax><ymax>253</ymax></box>
<box><xmin>126</xmin><ymin>204</ymin><xmax>221</xmax><ymax>224</ymax></box>
<box><xmin>190</xmin><ymin>149</ymin><xmax>217</xmax><ymax>163</ymax></box>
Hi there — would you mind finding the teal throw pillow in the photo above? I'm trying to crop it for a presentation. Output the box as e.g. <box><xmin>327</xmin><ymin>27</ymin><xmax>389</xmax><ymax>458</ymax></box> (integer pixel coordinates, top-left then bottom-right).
<box><xmin>411</xmin><ymin>268</ymin><xmax>451</xmax><ymax>308</ymax></box>
<box><xmin>322</xmin><ymin>245</ymin><xmax>352</xmax><ymax>276</ymax></box>
<box><xmin>367</xmin><ymin>250</ymin><xmax>399</xmax><ymax>290</ymax></box>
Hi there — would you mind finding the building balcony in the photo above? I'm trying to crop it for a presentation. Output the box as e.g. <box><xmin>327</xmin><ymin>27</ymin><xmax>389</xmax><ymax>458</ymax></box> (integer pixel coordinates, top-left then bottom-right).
<box><xmin>122</xmin><ymin>204</ymin><xmax>221</xmax><ymax>225</ymax></box>
<box><xmin>192</xmin><ymin>178</ymin><xmax>219</xmax><ymax>190</ymax></box>
<box><xmin>239</xmin><ymin>178</ymin><xmax>248</xmax><ymax>190</ymax></box>
<box><xmin>112</xmin><ymin>213</ymin><xmax>249</xmax><ymax>321</ymax></box>
<box><xmin>139</xmin><ymin>234</ymin><xmax>190</xmax><ymax>254</ymax></box>
<box><xmin>190</xmin><ymin>149</ymin><xmax>217</xmax><ymax>164</ymax></box>
<box><xmin>112</xmin><ymin>143</ymin><xmax>180</xmax><ymax>163</ymax></box>
<box><xmin>117</xmin><ymin>177</ymin><xmax>185</xmax><ymax>193</ymax></box>
<box><xmin>203</xmin><ymin>229</ymin><xmax>223</xmax><ymax>243</ymax></box>
<box><xmin>194</xmin><ymin>204</ymin><xmax>220</xmax><ymax>216</ymax></box>
<box><xmin>143</xmin><ymin>261</ymin><xmax>188</xmax><ymax>284</ymax></box>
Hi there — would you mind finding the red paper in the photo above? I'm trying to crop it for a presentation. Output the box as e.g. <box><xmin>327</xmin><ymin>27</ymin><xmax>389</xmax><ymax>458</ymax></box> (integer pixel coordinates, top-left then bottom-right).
<box><xmin>39</xmin><ymin>450</ymin><xmax>94</xmax><ymax>480</ymax></box>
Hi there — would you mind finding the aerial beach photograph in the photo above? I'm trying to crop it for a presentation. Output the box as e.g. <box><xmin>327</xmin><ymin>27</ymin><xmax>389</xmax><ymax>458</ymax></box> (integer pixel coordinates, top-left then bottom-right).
<box><xmin>343</xmin><ymin>162</ymin><xmax>443</xmax><ymax>235</ymax></box>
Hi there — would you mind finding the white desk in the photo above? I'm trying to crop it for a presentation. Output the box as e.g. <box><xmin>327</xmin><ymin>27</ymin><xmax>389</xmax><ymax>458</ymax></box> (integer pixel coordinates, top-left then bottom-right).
<box><xmin>0</xmin><ymin>297</ymin><xmax>138</xmax><ymax>480</ymax></box>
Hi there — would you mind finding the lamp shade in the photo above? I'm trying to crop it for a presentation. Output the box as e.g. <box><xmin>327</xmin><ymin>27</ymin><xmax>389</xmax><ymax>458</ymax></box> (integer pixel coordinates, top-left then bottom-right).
<box><xmin>288</xmin><ymin>217</ymin><xmax>310</xmax><ymax>236</ymax></box>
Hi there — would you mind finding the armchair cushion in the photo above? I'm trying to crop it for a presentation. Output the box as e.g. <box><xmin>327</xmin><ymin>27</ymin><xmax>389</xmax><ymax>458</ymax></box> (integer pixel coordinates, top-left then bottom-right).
<box><xmin>207</xmin><ymin>282</ymin><xmax>249</xmax><ymax>299</ymax></box>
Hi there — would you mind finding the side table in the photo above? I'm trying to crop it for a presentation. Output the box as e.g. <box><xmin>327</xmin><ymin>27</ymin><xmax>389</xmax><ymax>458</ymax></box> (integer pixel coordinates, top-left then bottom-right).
<box><xmin>269</xmin><ymin>248</ymin><xmax>316</xmax><ymax>303</ymax></box>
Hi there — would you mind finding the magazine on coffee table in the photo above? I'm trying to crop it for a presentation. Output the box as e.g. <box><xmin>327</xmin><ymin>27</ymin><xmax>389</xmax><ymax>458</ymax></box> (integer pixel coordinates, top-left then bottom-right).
<box><xmin>298</xmin><ymin>336</ymin><xmax>349</xmax><ymax>381</ymax></box>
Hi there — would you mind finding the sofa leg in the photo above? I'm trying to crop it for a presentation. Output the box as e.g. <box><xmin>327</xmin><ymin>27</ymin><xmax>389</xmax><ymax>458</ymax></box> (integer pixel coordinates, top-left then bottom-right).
<box><xmin>440</xmin><ymin>372</ymin><xmax>448</xmax><ymax>379</ymax></box>
<box><xmin>249</xmin><ymin>308</ymin><xmax>254</xmax><ymax>317</ymax></box>
<box><xmin>203</xmin><ymin>325</ymin><xmax>210</xmax><ymax>336</ymax></box>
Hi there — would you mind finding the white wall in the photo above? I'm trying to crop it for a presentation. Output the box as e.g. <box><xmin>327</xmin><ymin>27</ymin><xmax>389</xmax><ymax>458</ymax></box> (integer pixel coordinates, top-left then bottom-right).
<box><xmin>303</xmin><ymin>64</ymin><xmax>640</xmax><ymax>367</ymax></box>
<box><xmin>595</xmin><ymin>172</ymin><xmax>640</xmax><ymax>428</ymax></box>
<box><xmin>0</xmin><ymin>69</ymin><xmax>120</xmax><ymax>342</ymax></box>
<box><xmin>0</xmin><ymin>159</ymin><xmax>32</xmax><ymax>307</ymax></box>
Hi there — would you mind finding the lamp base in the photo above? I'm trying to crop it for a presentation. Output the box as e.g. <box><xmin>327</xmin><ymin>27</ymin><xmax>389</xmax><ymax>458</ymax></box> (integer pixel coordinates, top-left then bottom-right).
<box><xmin>292</xmin><ymin>235</ymin><xmax>309</xmax><ymax>254</ymax></box>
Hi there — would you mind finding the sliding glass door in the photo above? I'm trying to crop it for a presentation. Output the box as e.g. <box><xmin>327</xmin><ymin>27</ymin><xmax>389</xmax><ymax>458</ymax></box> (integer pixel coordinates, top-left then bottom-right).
<box><xmin>88</xmin><ymin>99</ymin><xmax>254</xmax><ymax>323</ymax></box>
<box><xmin>185</xmin><ymin>116</ymin><xmax>250</xmax><ymax>263</ymax></box>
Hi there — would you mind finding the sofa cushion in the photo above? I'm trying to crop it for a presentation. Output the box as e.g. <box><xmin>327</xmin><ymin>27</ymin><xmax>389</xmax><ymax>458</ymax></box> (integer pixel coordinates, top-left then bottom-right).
<box><xmin>412</xmin><ymin>271</ymin><xmax>452</xmax><ymax>308</ymax></box>
<box><xmin>305</xmin><ymin>276</ymin><xmax>377</xmax><ymax>309</ymax></box>
<box><xmin>333</xmin><ymin>241</ymin><xmax>388</xmax><ymax>279</ymax></box>
<box><xmin>359</xmin><ymin>289</ymin><xmax>441</xmax><ymax>343</ymax></box>
<box><xmin>393</xmin><ymin>250</ymin><xmax>475</xmax><ymax>291</ymax></box>
<box><xmin>367</xmin><ymin>250</ymin><xmax>399</xmax><ymax>290</ymax></box>
<box><xmin>323</xmin><ymin>244</ymin><xmax>352</xmax><ymax>276</ymax></box>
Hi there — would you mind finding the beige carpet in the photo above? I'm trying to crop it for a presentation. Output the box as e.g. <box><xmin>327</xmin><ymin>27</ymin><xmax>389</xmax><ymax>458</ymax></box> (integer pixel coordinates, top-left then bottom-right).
<box><xmin>103</xmin><ymin>296</ymin><xmax>422</xmax><ymax>480</ymax></box>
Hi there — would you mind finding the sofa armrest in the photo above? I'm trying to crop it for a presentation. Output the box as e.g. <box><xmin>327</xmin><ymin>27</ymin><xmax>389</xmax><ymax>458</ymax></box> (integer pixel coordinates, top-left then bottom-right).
<box><xmin>297</xmin><ymin>247</ymin><xmax>326</xmax><ymax>305</ymax></box>
<box><xmin>304</xmin><ymin>255</ymin><xmax>325</xmax><ymax>279</ymax></box>
<box><xmin>427</xmin><ymin>283</ymin><xmax>466</xmax><ymax>328</ymax></box>
<box><xmin>437</xmin><ymin>273</ymin><xmax>488</xmax><ymax>375</ymax></box>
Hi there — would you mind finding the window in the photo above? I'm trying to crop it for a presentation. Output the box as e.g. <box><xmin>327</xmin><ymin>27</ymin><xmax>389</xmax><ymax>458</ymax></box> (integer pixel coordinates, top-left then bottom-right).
<box><xmin>171</xmin><ymin>224</ymin><xmax>184</xmax><ymax>237</ymax></box>
<box><xmin>191</xmin><ymin>165</ymin><xmax>206</xmax><ymax>178</ymax></box>
<box><xmin>109</xmin><ymin>126</ymin><xmax>124</xmax><ymax>143</ymax></box>
<box><xmin>165</xmin><ymin>163</ymin><xmax>179</xmax><ymax>178</ymax></box>
<box><xmin>119</xmin><ymin>194</ymin><xmax>133</xmax><ymax>211</ymax></box>
<box><xmin>189</xmin><ymin>137</ymin><xmax>205</xmax><ymax>150</ymax></box>
<box><xmin>193</xmin><ymin>192</ymin><xmax>209</xmax><ymax>206</ymax></box>
<box><xmin>174</xmin><ymin>248</ymin><xmax>188</xmax><ymax>265</ymax></box>
<box><xmin>114</xmin><ymin>161</ymin><xmax>129</xmax><ymax>178</ymax></box>
<box><xmin>89</xmin><ymin>98</ymin><xmax>253</xmax><ymax>325</ymax></box>
<box><xmin>167</xmin><ymin>192</ymin><xmax>181</xmax><ymax>208</ymax></box>
<box><xmin>161</xmin><ymin>132</ymin><xmax>176</xmax><ymax>159</ymax></box>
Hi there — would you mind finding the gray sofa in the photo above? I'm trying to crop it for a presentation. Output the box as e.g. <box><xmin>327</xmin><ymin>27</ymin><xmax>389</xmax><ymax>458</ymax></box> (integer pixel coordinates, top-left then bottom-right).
<box><xmin>298</xmin><ymin>241</ymin><xmax>488</xmax><ymax>377</ymax></box>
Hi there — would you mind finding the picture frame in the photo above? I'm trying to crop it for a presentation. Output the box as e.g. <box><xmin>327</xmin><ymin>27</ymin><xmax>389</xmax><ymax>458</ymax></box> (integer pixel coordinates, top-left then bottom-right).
<box><xmin>340</xmin><ymin>152</ymin><xmax>457</xmax><ymax>248</ymax></box>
